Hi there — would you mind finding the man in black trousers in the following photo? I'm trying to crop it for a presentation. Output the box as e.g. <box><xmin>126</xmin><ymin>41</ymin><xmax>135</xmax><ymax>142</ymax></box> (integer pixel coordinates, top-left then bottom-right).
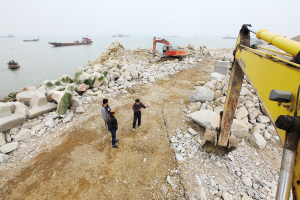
<box><xmin>132</xmin><ymin>99</ymin><xmax>149</xmax><ymax>131</ymax></box>
<box><xmin>106</xmin><ymin>110</ymin><xmax>119</xmax><ymax>148</ymax></box>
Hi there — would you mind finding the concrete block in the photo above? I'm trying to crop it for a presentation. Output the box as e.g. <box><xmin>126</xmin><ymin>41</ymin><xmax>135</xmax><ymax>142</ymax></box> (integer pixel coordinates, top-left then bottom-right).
<box><xmin>0</xmin><ymin>114</ymin><xmax>26</xmax><ymax>132</ymax></box>
<box><xmin>0</xmin><ymin>142</ymin><xmax>19</xmax><ymax>153</ymax></box>
<box><xmin>0</xmin><ymin>104</ymin><xmax>12</xmax><ymax>118</ymax></box>
<box><xmin>214</xmin><ymin>65</ymin><xmax>229</xmax><ymax>76</ymax></box>
<box><xmin>16</xmin><ymin>89</ymin><xmax>46</xmax><ymax>104</ymax></box>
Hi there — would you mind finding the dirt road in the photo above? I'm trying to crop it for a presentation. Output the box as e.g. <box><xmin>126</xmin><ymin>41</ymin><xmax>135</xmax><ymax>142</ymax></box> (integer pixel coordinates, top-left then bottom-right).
<box><xmin>0</xmin><ymin>60</ymin><xmax>215</xmax><ymax>199</ymax></box>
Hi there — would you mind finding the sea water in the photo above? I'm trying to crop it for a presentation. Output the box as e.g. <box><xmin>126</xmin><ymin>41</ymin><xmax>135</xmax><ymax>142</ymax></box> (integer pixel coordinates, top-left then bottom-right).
<box><xmin>0</xmin><ymin>36</ymin><xmax>236</xmax><ymax>99</ymax></box>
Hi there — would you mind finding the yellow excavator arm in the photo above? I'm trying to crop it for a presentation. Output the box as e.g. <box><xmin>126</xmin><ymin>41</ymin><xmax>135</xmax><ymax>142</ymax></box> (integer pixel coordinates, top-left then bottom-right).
<box><xmin>221</xmin><ymin>24</ymin><xmax>300</xmax><ymax>200</ymax></box>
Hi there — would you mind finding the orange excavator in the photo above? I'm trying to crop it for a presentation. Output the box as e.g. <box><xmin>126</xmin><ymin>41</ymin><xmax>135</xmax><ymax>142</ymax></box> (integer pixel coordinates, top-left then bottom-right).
<box><xmin>153</xmin><ymin>37</ymin><xmax>186</xmax><ymax>61</ymax></box>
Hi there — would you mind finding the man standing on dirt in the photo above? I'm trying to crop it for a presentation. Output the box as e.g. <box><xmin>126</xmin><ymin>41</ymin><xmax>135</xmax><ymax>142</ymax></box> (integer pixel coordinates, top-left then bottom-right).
<box><xmin>106</xmin><ymin>110</ymin><xmax>119</xmax><ymax>148</ymax></box>
<box><xmin>132</xmin><ymin>99</ymin><xmax>149</xmax><ymax>131</ymax></box>
<box><xmin>101</xmin><ymin>99</ymin><xmax>111</xmax><ymax>131</ymax></box>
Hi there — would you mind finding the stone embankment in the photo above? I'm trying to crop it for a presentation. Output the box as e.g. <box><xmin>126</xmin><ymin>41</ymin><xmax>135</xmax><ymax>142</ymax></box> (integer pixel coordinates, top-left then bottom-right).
<box><xmin>0</xmin><ymin>41</ymin><xmax>232</xmax><ymax>164</ymax></box>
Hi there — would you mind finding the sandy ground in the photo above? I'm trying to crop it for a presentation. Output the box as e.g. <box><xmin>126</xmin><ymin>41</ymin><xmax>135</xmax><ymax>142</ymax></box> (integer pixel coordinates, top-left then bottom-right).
<box><xmin>0</xmin><ymin>60</ymin><xmax>215</xmax><ymax>199</ymax></box>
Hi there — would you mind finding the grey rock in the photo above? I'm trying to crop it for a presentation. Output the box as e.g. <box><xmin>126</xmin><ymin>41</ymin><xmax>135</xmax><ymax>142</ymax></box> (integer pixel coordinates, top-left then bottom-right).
<box><xmin>231</xmin><ymin>119</ymin><xmax>249</xmax><ymax>138</ymax></box>
<box><xmin>189</xmin><ymin>86</ymin><xmax>214</xmax><ymax>102</ymax></box>
<box><xmin>0</xmin><ymin>153</ymin><xmax>10</xmax><ymax>163</ymax></box>
<box><xmin>249</xmin><ymin>132</ymin><xmax>266</xmax><ymax>149</ymax></box>
<box><xmin>0</xmin><ymin>142</ymin><xmax>19</xmax><ymax>153</ymax></box>
<box><xmin>189</xmin><ymin>110</ymin><xmax>220</xmax><ymax>128</ymax></box>
<box><xmin>15</xmin><ymin>128</ymin><xmax>31</xmax><ymax>141</ymax></box>
<box><xmin>22</xmin><ymin>120</ymin><xmax>42</xmax><ymax>129</ymax></box>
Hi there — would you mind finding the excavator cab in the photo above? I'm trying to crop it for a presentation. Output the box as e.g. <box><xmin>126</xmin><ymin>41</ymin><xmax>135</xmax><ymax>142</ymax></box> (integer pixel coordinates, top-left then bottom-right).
<box><xmin>163</xmin><ymin>45</ymin><xmax>173</xmax><ymax>55</ymax></box>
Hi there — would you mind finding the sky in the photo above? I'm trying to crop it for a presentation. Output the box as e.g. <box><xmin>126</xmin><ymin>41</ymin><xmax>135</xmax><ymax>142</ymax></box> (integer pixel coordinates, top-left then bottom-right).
<box><xmin>0</xmin><ymin>0</ymin><xmax>299</xmax><ymax>38</ymax></box>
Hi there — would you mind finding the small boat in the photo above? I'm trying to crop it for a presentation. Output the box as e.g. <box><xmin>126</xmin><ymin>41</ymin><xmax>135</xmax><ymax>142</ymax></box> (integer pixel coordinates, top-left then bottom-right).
<box><xmin>49</xmin><ymin>36</ymin><xmax>93</xmax><ymax>47</ymax></box>
<box><xmin>8</xmin><ymin>60</ymin><xmax>20</xmax><ymax>69</ymax></box>
<box><xmin>23</xmin><ymin>39</ymin><xmax>40</xmax><ymax>42</ymax></box>
<box><xmin>0</xmin><ymin>34</ymin><xmax>16</xmax><ymax>38</ymax></box>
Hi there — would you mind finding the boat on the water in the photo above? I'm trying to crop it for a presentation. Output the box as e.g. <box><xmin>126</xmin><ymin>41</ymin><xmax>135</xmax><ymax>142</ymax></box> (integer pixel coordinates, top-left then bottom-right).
<box><xmin>112</xmin><ymin>34</ymin><xmax>129</xmax><ymax>37</ymax></box>
<box><xmin>48</xmin><ymin>37</ymin><xmax>93</xmax><ymax>47</ymax></box>
<box><xmin>0</xmin><ymin>34</ymin><xmax>16</xmax><ymax>38</ymax></box>
<box><xmin>7</xmin><ymin>60</ymin><xmax>20</xmax><ymax>69</ymax></box>
<box><xmin>23</xmin><ymin>39</ymin><xmax>40</xmax><ymax>42</ymax></box>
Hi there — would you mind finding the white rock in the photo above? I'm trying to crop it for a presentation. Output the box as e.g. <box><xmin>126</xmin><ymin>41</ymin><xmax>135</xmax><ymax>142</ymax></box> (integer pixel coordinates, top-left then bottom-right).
<box><xmin>0</xmin><ymin>153</ymin><xmax>9</xmax><ymax>163</ymax></box>
<box><xmin>235</xmin><ymin>106</ymin><xmax>249</xmax><ymax>120</ymax></box>
<box><xmin>0</xmin><ymin>132</ymin><xmax>6</xmax><ymax>146</ymax></box>
<box><xmin>31</xmin><ymin>124</ymin><xmax>45</xmax><ymax>131</ymax></box>
<box><xmin>249</xmin><ymin>132</ymin><xmax>266</xmax><ymax>149</ymax></box>
<box><xmin>248</xmin><ymin>108</ymin><xmax>259</xmax><ymax>121</ymax></box>
<box><xmin>231</xmin><ymin>119</ymin><xmax>248</xmax><ymax>138</ymax></box>
<box><xmin>257</xmin><ymin>115</ymin><xmax>270</xmax><ymax>123</ymax></box>
<box><xmin>189</xmin><ymin>86</ymin><xmax>214</xmax><ymax>102</ymax></box>
<box><xmin>210</xmin><ymin>72</ymin><xmax>225</xmax><ymax>81</ymax></box>
<box><xmin>45</xmin><ymin>117</ymin><xmax>55</xmax><ymax>128</ymax></box>
<box><xmin>75</xmin><ymin>106</ymin><xmax>85</xmax><ymax>113</ymax></box>
<box><xmin>222</xmin><ymin>192</ymin><xmax>234</xmax><ymax>200</ymax></box>
<box><xmin>189</xmin><ymin>110</ymin><xmax>220</xmax><ymax>128</ymax></box>
<box><xmin>240</xmin><ymin>87</ymin><xmax>252</xmax><ymax>96</ymax></box>
<box><xmin>22</xmin><ymin>120</ymin><xmax>42</xmax><ymax>129</ymax></box>
<box><xmin>15</xmin><ymin>128</ymin><xmax>31</xmax><ymax>141</ymax></box>
<box><xmin>5</xmin><ymin>133</ymin><xmax>11</xmax><ymax>142</ymax></box>
<box><xmin>149</xmin><ymin>76</ymin><xmax>155</xmax><ymax>83</ymax></box>
<box><xmin>63</xmin><ymin>112</ymin><xmax>74</xmax><ymax>123</ymax></box>
<box><xmin>188</xmin><ymin>128</ymin><xmax>198</xmax><ymax>136</ymax></box>
<box><xmin>267</xmin><ymin>125</ymin><xmax>277</xmax><ymax>135</ymax></box>
<box><xmin>9</xmin><ymin>128</ymin><xmax>19</xmax><ymax>135</ymax></box>
<box><xmin>175</xmin><ymin>154</ymin><xmax>185</xmax><ymax>162</ymax></box>
<box><xmin>124</xmin><ymin>82</ymin><xmax>132</xmax><ymax>88</ymax></box>
<box><xmin>242</xmin><ymin>175</ymin><xmax>253</xmax><ymax>187</ymax></box>
<box><xmin>0</xmin><ymin>142</ymin><xmax>19</xmax><ymax>153</ymax></box>
<box><xmin>264</xmin><ymin>130</ymin><xmax>272</xmax><ymax>140</ymax></box>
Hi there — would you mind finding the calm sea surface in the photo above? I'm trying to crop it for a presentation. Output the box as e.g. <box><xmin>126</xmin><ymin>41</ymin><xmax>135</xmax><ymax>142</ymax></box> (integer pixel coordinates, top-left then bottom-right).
<box><xmin>0</xmin><ymin>36</ymin><xmax>236</xmax><ymax>99</ymax></box>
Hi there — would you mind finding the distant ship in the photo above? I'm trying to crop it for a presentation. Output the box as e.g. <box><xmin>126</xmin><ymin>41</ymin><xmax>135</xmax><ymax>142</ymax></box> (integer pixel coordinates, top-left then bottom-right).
<box><xmin>48</xmin><ymin>37</ymin><xmax>93</xmax><ymax>47</ymax></box>
<box><xmin>223</xmin><ymin>36</ymin><xmax>237</xmax><ymax>39</ymax></box>
<box><xmin>23</xmin><ymin>39</ymin><xmax>40</xmax><ymax>42</ymax></box>
<box><xmin>112</xmin><ymin>34</ymin><xmax>129</xmax><ymax>37</ymax></box>
<box><xmin>0</xmin><ymin>34</ymin><xmax>16</xmax><ymax>38</ymax></box>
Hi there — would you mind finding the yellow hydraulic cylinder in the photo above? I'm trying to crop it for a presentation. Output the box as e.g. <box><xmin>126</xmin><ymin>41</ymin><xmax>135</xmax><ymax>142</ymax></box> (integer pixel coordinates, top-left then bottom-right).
<box><xmin>256</xmin><ymin>29</ymin><xmax>300</xmax><ymax>57</ymax></box>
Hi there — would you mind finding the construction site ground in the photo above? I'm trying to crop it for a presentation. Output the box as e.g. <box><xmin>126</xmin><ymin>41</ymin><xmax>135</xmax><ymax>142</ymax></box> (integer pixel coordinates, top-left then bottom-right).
<box><xmin>0</xmin><ymin>60</ymin><xmax>217</xmax><ymax>199</ymax></box>
<box><xmin>0</xmin><ymin>59</ymin><xmax>283</xmax><ymax>200</ymax></box>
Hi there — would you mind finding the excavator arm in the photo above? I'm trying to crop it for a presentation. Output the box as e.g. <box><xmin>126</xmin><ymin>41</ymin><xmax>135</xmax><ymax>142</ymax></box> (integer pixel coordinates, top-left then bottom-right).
<box><xmin>220</xmin><ymin>24</ymin><xmax>300</xmax><ymax>199</ymax></box>
<box><xmin>153</xmin><ymin>37</ymin><xmax>170</xmax><ymax>53</ymax></box>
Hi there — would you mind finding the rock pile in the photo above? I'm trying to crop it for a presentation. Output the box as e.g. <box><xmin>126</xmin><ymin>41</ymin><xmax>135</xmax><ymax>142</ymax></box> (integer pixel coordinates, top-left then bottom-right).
<box><xmin>167</xmin><ymin>61</ymin><xmax>282</xmax><ymax>199</ymax></box>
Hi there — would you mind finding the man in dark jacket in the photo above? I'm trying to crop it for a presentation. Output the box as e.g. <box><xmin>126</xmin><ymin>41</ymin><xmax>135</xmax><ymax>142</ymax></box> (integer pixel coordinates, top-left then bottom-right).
<box><xmin>106</xmin><ymin>110</ymin><xmax>119</xmax><ymax>148</ymax></box>
<box><xmin>101</xmin><ymin>99</ymin><xmax>111</xmax><ymax>131</ymax></box>
<box><xmin>132</xmin><ymin>99</ymin><xmax>149</xmax><ymax>131</ymax></box>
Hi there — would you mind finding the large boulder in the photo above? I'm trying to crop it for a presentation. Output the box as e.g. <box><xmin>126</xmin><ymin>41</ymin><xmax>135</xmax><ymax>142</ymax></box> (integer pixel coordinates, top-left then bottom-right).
<box><xmin>16</xmin><ymin>88</ymin><xmax>46</xmax><ymax>104</ymax></box>
<box><xmin>249</xmin><ymin>132</ymin><xmax>266</xmax><ymax>149</ymax></box>
<box><xmin>27</xmin><ymin>93</ymin><xmax>57</xmax><ymax>118</ymax></box>
<box><xmin>189</xmin><ymin>87</ymin><xmax>214</xmax><ymax>102</ymax></box>
<box><xmin>189</xmin><ymin>110</ymin><xmax>220</xmax><ymax>128</ymax></box>
<box><xmin>0</xmin><ymin>104</ymin><xmax>26</xmax><ymax>132</ymax></box>
<box><xmin>0</xmin><ymin>142</ymin><xmax>19</xmax><ymax>153</ymax></box>
<box><xmin>235</xmin><ymin>106</ymin><xmax>249</xmax><ymax>120</ymax></box>
<box><xmin>186</xmin><ymin>43</ymin><xmax>197</xmax><ymax>51</ymax></box>
<box><xmin>231</xmin><ymin>119</ymin><xmax>249</xmax><ymax>138</ymax></box>
<box><xmin>15</xmin><ymin>128</ymin><xmax>31</xmax><ymax>141</ymax></box>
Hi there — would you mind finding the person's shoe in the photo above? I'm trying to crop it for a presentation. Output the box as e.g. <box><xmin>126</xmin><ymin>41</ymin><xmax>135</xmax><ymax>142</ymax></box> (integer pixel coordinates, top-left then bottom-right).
<box><xmin>138</xmin><ymin>126</ymin><xmax>141</xmax><ymax>129</ymax></box>
<box><xmin>133</xmin><ymin>128</ymin><xmax>135</xmax><ymax>131</ymax></box>
<box><xmin>112</xmin><ymin>145</ymin><xmax>118</xmax><ymax>148</ymax></box>
<box><xmin>115</xmin><ymin>139</ymin><xmax>119</xmax><ymax>143</ymax></box>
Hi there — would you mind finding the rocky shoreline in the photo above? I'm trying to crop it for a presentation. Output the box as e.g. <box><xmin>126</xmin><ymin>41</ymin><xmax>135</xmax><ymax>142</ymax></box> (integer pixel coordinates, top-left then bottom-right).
<box><xmin>0</xmin><ymin>41</ymin><xmax>283</xmax><ymax>200</ymax></box>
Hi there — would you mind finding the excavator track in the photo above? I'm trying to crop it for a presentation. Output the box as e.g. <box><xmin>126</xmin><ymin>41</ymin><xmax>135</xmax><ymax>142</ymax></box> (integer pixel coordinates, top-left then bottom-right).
<box><xmin>160</xmin><ymin>56</ymin><xmax>185</xmax><ymax>62</ymax></box>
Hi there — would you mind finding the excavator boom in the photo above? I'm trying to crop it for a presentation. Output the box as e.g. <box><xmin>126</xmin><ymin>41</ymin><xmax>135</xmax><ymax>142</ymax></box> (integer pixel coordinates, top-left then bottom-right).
<box><xmin>219</xmin><ymin>24</ymin><xmax>300</xmax><ymax>199</ymax></box>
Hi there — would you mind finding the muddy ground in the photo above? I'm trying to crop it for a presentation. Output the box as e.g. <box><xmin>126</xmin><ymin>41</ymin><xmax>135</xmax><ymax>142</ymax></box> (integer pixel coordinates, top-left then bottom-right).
<box><xmin>0</xmin><ymin>60</ymin><xmax>215</xmax><ymax>199</ymax></box>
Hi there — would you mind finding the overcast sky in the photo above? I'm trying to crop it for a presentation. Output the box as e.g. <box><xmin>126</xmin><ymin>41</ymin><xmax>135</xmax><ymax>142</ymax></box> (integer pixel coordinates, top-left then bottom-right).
<box><xmin>0</xmin><ymin>0</ymin><xmax>299</xmax><ymax>38</ymax></box>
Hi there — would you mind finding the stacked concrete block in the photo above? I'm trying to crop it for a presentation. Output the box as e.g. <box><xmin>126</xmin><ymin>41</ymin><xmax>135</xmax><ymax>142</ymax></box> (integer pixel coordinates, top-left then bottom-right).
<box><xmin>27</xmin><ymin>93</ymin><xmax>57</xmax><ymax>118</ymax></box>
<box><xmin>214</xmin><ymin>60</ymin><xmax>230</xmax><ymax>76</ymax></box>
